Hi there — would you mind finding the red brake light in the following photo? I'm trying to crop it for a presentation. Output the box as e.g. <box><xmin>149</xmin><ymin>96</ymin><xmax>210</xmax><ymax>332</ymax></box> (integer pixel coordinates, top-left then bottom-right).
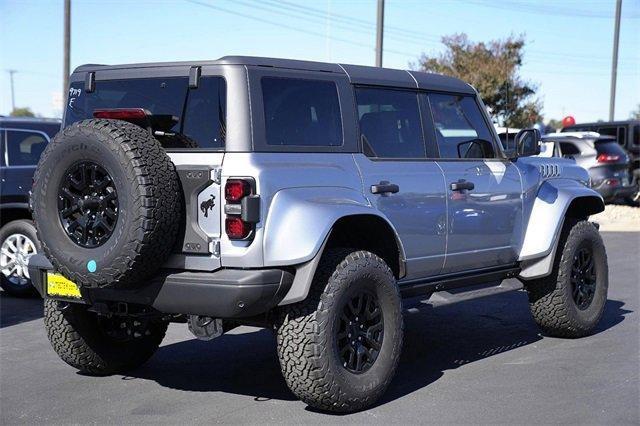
<box><xmin>225</xmin><ymin>217</ymin><xmax>251</xmax><ymax>239</ymax></box>
<box><xmin>225</xmin><ymin>179</ymin><xmax>250</xmax><ymax>202</ymax></box>
<box><xmin>93</xmin><ymin>108</ymin><xmax>148</xmax><ymax>121</ymax></box>
<box><xmin>597</xmin><ymin>153</ymin><xmax>620</xmax><ymax>163</ymax></box>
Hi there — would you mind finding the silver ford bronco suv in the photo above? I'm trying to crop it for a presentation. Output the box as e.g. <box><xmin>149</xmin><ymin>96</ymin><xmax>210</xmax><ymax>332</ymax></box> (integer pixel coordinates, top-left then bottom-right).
<box><xmin>28</xmin><ymin>57</ymin><xmax>608</xmax><ymax>413</ymax></box>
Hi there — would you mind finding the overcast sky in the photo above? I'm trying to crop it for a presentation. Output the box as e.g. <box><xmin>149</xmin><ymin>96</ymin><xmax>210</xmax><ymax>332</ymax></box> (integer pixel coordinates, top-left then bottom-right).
<box><xmin>1</xmin><ymin>0</ymin><xmax>638</xmax><ymax>122</ymax></box>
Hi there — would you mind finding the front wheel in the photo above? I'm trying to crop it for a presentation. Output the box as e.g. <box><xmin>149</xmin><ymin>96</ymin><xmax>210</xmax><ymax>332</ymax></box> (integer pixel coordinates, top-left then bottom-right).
<box><xmin>526</xmin><ymin>220</ymin><xmax>608</xmax><ymax>338</ymax></box>
<box><xmin>276</xmin><ymin>250</ymin><xmax>403</xmax><ymax>413</ymax></box>
<box><xmin>44</xmin><ymin>299</ymin><xmax>168</xmax><ymax>374</ymax></box>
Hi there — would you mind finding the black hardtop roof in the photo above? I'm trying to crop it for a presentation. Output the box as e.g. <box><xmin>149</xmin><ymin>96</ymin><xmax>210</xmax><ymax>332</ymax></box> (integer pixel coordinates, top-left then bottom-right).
<box><xmin>73</xmin><ymin>56</ymin><xmax>475</xmax><ymax>93</ymax></box>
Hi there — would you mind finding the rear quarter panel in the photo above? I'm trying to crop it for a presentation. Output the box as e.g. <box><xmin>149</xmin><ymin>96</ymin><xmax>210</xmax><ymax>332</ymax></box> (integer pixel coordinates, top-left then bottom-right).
<box><xmin>220</xmin><ymin>153</ymin><xmax>384</xmax><ymax>267</ymax></box>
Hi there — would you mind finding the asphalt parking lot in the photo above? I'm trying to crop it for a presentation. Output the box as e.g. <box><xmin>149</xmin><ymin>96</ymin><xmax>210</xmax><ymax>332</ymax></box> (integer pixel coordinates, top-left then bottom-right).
<box><xmin>1</xmin><ymin>231</ymin><xmax>638</xmax><ymax>424</ymax></box>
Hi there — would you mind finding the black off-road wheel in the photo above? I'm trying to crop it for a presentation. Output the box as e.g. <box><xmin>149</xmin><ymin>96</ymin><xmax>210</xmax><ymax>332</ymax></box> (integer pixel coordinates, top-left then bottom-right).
<box><xmin>526</xmin><ymin>220</ymin><xmax>608</xmax><ymax>338</ymax></box>
<box><xmin>276</xmin><ymin>250</ymin><xmax>403</xmax><ymax>413</ymax></box>
<box><xmin>44</xmin><ymin>299</ymin><xmax>168</xmax><ymax>374</ymax></box>
<box><xmin>31</xmin><ymin>119</ymin><xmax>181</xmax><ymax>289</ymax></box>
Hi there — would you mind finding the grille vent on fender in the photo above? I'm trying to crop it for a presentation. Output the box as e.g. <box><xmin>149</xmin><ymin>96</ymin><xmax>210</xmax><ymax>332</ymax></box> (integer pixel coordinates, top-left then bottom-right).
<box><xmin>539</xmin><ymin>164</ymin><xmax>561</xmax><ymax>178</ymax></box>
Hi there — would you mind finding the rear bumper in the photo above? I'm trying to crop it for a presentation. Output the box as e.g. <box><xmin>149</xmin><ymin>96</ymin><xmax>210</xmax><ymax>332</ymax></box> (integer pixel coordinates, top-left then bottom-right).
<box><xmin>28</xmin><ymin>254</ymin><xmax>293</xmax><ymax>318</ymax></box>
<box><xmin>592</xmin><ymin>181</ymin><xmax>637</xmax><ymax>202</ymax></box>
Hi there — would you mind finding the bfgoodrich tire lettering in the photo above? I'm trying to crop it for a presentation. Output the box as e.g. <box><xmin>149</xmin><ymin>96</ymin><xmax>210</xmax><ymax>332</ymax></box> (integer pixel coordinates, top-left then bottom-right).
<box><xmin>31</xmin><ymin>119</ymin><xmax>182</xmax><ymax>289</ymax></box>
<box><xmin>526</xmin><ymin>220</ymin><xmax>608</xmax><ymax>338</ymax></box>
<box><xmin>276</xmin><ymin>249</ymin><xmax>403</xmax><ymax>412</ymax></box>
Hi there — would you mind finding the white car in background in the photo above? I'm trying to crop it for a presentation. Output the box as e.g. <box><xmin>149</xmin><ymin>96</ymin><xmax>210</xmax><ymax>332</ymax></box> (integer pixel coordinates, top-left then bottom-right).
<box><xmin>495</xmin><ymin>126</ymin><xmax>555</xmax><ymax>157</ymax></box>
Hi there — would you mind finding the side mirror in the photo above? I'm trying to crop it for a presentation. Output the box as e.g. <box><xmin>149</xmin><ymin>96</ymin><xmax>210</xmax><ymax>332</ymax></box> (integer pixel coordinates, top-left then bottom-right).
<box><xmin>514</xmin><ymin>128</ymin><xmax>542</xmax><ymax>157</ymax></box>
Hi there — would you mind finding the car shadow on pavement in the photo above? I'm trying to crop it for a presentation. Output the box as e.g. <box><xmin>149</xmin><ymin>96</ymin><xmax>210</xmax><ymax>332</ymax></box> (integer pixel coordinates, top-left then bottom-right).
<box><xmin>0</xmin><ymin>290</ymin><xmax>43</xmax><ymax>328</ymax></box>
<box><xmin>127</xmin><ymin>291</ymin><xmax>631</xmax><ymax>411</ymax></box>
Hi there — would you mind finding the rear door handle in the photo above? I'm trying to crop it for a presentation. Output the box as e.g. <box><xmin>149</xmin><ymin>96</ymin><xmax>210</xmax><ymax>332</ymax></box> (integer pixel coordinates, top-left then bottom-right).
<box><xmin>371</xmin><ymin>181</ymin><xmax>400</xmax><ymax>195</ymax></box>
<box><xmin>450</xmin><ymin>180</ymin><xmax>475</xmax><ymax>191</ymax></box>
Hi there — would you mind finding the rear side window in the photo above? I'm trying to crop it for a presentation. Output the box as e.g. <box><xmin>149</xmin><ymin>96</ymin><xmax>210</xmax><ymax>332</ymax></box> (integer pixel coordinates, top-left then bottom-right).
<box><xmin>429</xmin><ymin>94</ymin><xmax>496</xmax><ymax>159</ymax></box>
<box><xmin>6</xmin><ymin>130</ymin><xmax>48</xmax><ymax>166</ymax></box>
<box><xmin>355</xmin><ymin>88</ymin><xmax>424</xmax><ymax>158</ymax></box>
<box><xmin>261</xmin><ymin>77</ymin><xmax>342</xmax><ymax>146</ymax></box>
<box><xmin>559</xmin><ymin>142</ymin><xmax>581</xmax><ymax>156</ymax></box>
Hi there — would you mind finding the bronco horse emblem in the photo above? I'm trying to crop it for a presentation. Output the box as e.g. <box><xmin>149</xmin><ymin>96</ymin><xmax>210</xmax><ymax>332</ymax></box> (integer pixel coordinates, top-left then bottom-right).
<box><xmin>200</xmin><ymin>194</ymin><xmax>216</xmax><ymax>218</ymax></box>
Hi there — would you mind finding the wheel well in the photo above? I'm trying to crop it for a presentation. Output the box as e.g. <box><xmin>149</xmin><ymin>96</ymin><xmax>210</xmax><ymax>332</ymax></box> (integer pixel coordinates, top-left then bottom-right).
<box><xmin>0</xmin><ymin>208</ymin><xmax>32</xmax><ymax>228</ymax></box>
<box><xmin>325</xmin><ymin>215</ymin><xmax>404</xmax><ymax>278</ymax></box>
<box><xmin>565</xmin><ymin>196</ymin><xmax>605</xmax><ymax>221</ymax></box>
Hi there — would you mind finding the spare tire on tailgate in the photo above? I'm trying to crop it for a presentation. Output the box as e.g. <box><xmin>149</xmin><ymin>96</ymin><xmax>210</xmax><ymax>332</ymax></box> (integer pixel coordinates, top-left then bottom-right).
<box><xmin>32</xmin><ymin>119</ymin><xmax>182</xmax><ymax>289</ymax></box>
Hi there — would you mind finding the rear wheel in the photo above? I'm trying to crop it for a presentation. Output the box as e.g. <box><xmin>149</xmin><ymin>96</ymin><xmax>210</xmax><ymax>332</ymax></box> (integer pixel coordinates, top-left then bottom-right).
<box><xmin>526</xmin><ymin>220</ymin><xmax>608</xmax><ymax>338</ymax></box>
<box><xmin>31</xmin><ymin>119</ymin><xmax>182</xmax><ymax>289</ymax></box>
<box><xmin>276</xmin><ymin>250</ymin><xmax>403</xmax><ymax>412</ymax></box>
<box><xmin>44</xmin><ymin>299</ymin><xmax>167</xmax><ymax>374</ymax></box>
<box><xmin>0</xmin><ymin>220</ymin><xmax>40</xmax><ymax>297</ymax></box>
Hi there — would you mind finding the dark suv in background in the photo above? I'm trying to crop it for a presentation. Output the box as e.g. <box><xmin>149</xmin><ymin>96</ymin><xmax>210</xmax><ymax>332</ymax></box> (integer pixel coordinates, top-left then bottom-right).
<box><xmin>562</xmin><ymin>120</ymin><xmax>640</xmax><ymax>204</ymax></box>
<box><xmin>1</xmin><ymin>117</ymin><xmax>61</xmax><ymax>296</ymax></box>
<box><xmin>542</xmin><ymin>132</ymin><xmax>634</xmax><ymax>203</ymax></box>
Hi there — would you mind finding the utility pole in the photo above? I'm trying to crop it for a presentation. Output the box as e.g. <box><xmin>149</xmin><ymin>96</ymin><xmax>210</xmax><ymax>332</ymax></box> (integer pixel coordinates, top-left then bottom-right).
<box><xmin>7</xmin><ymin>69</ymin><xmax>16</xmax><ymax>111</ymax></box>
<box><xmin>63</xmin><ymin>0</ymin><xmax>71</xmax><ymax>100</ymax></box>
<box><xmin>609</xmin><ymin>0</ymin><xmax>622</xmax><ymax>121</ymax></box>
<box><xmin>375</xmin><ymin>0</ymin><xmax>384</xmax><ymax>67</ymax></box>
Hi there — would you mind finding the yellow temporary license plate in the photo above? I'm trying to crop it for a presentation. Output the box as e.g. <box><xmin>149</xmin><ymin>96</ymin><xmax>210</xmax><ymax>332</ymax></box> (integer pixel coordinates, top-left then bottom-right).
<box><xmin>46</xmin><ymin>273</ymin><xmax>82</xmax><ymax>299</ymax></box>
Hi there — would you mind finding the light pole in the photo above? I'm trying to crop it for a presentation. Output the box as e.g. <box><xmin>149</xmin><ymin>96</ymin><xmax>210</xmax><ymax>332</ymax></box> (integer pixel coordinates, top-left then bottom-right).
<box><xmin>63</xmin><ymin>0</ymin><xmax>71</xmax><ymax>99</ymax></box>
<box><xmin>609</xmin><ymin>0</ymin><xmax>622</xmax><ymax>121</ymax></box>
<box><xmin>7</xmin><ymin>69</ymin><xmax>16</xmax><ymax>111</ymax></box>
<box><xmin>375</xmin><ymin>0</ymin><xmax>384</xmax><ymax>67</ymax></box>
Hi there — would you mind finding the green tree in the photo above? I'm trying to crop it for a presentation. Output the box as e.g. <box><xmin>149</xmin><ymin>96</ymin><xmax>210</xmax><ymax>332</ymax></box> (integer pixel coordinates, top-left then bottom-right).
<box><xmin>631</xmin><ymin>104</ymin><xmax>640</xmax><ymax>120</ymax></box>
<box><xmin>10</xmin><ymin>107</ymin><xmax>35</xmax><ymax>117</ymax></box>
<box><xmin>413</xmin><ymin>33</ymin><xmax>542</xmax><ymax>128</ymax></box>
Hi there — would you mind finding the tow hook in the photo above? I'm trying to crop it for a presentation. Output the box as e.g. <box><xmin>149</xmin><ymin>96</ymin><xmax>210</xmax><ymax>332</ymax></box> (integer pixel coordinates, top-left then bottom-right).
<box><xmin>188</xmin><ymin>315</ymin><xmax>224</xmax><ymax>341</ymax></box>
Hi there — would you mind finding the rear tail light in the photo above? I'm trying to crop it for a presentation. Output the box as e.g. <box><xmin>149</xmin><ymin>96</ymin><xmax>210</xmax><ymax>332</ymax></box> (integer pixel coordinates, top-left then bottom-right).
<box><xmin>605</xmin><ymin>178</ymin><xmax>620</xmax><ymax>186</ymax></box>
<box><xmin>224</xmin><ymin>178</ymin><xmax>259</xmax><ymax>240</ymax></box>
<box><xmin>225</xmin><ymin>217</ymin><xmax>252</xmax><ymax>239</ymax></box>
<box><xmin>597</xmin><ymin>153</ymin><xmax>621</xmax><ymax>163</ymax></box>
<box><xmin>225</xmin><ymin>179</ymin><xmax>251</xmax><ymax>202</ymax></box>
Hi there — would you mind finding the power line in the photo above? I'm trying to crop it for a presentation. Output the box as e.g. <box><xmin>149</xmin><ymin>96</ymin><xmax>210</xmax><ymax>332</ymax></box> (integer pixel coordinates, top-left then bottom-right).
<box><xmin>460</xmin><ymin>0</ymin><xmax>639</xmax><ymax>19</ymax></box>
<box><xmin>184</xmin><ymin>0</ymin><xmax>418</xmax><ymax>57</ymax></box>
<box><xmin>232</xmin><ymin>0</ymin><xmax>638</xmax><ymax>66</ymax></box>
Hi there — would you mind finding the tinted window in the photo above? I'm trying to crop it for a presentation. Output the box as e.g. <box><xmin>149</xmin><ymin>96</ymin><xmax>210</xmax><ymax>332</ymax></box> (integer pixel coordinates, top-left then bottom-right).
<box><xmin>559</xmin><ymin>141</ymin><xmax>581</xmax><ymax>156</ymax></box>
<box><xmin>6</xmin><ymin>130</ymin><xmax>48</xmax><ymax>166</ymax></box>
<box><xmin>429</xmin><ymin>94</ymin><xmax>495</xmax><ymax>159</ymax></box>
<box><xmin>262</xmin><ymin>77</ymin><xmax>342</xmax><ymax>147</ymax></box>
<box><xmin>634</xmin><ymin>126</ymin><xmax>639</xmax><ymax>145</ymax></box>
<box><xmin>182</xmin><ymin>77</ymin><xmax>227</xmax><ymax>149</ymax></box>
<box><xmin>356</xmin><ymin>88</ymin><xmax>424</xmax><ymax>158</ymax></box>
<box><xmin>65</xmin><ymin>77</ymin><xmax>187</xmax><ymax>133</ymax></box>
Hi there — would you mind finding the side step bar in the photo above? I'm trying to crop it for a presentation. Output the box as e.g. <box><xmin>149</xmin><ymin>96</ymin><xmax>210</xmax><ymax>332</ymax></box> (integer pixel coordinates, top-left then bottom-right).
<box><xmin>418</xmin><ymin>279</ymin><xmax>523</xmax><ymax>308</ymax></box>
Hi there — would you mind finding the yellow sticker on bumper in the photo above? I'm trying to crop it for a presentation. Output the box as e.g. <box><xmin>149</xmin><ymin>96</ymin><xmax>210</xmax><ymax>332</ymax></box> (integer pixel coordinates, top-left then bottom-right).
<box><xmin>47</xmin><ymin>273</ymin><xmax>82</xmax><ymax>299</ymax></box>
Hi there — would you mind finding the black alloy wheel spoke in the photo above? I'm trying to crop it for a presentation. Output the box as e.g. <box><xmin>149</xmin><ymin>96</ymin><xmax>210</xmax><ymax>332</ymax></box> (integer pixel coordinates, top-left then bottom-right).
<box><xmin>570</xmin><ymin>246</ymin><xmax>597</xmax><ymax>310</ymax></box>
<box><xmin>58</xmin><ymin>162</ymin><xmax>119</xmax><ymax>248</ymax></box>
<box><xmin>336</xmin><ymin>289</ymin><xmax>384</xmax><ymax>374</ymax></box>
